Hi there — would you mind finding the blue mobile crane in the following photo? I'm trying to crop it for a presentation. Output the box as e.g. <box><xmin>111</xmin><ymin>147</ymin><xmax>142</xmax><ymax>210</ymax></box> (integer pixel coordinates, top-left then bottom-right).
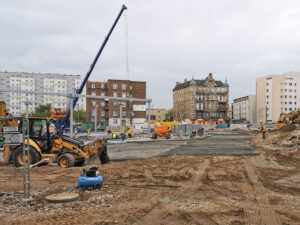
<box><xmin>59</xmin><ymin>5</ymin><xmax>127</xmax><ymax>132</ymax></box>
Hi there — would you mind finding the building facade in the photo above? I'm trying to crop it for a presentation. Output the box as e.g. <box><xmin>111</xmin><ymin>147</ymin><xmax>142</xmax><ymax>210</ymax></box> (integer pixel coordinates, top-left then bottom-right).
<box><xmin>86</xmin><ymin>79</ymin><xmax>146</xmax><ymax>129</ymax></box>
<box><xmin>173</xmin><ymin>73</ymin><xmax>229</xmax><ymax>122</ymax></box>
<box><xmin>256</xmin><ymin>72</ymin><xmax>300</xmax><ymax>123</ymax></box>
<box><xmin>232</xmin><ymin>95</ymin><xmax>256</xmax><ymax>124</ymax></box>
<box><xmin>0</xmin><ymin>71</ymin><xmax>86</xmax><ymax>115</ymax></box>
<box><xmin>146</xmin><ymin>108</ymin><xmax>167</xmax><ymax>122</ymax></box>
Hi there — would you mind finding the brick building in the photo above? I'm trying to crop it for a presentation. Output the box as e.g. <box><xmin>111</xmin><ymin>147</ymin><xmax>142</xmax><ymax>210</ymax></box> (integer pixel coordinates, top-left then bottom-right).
<box><xmin>173</xmin><ymin>73</ymin><xmax>229</xmax><ymax>122</ymax></box>
<box><xmin>86</xmin><ymin>79</ymin><xmax>146</xmax><ymax>129</ymax></box>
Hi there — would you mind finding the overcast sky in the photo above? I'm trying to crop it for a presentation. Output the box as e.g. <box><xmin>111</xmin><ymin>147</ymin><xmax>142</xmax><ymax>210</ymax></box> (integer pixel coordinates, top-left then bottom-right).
<box><xmin>1</xmin><ymin>0</ymin><xmax>300</xmax><ymax>109</ymax></box>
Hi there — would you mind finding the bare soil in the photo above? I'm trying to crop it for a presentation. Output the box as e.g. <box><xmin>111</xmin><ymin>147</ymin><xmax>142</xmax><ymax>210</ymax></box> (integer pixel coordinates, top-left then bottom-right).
<box><xmin>0</xmin><ymin>130</ymin><xmax>299</xmax><ymax>225</ymax></box>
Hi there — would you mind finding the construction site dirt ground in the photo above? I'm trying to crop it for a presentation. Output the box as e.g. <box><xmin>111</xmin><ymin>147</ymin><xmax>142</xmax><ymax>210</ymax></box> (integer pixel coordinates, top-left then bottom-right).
<box><xmin>0</xmin><ymin>130</ymin><xmax>300</xmax><ymax>225</ymax></box>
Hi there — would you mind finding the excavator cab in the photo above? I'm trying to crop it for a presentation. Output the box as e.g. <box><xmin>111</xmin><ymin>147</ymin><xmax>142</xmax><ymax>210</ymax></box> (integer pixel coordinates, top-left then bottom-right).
<box><xmin>23</xmin><ymin>118</ymin><xmax>53</xmax><ymax>153</ymax></box>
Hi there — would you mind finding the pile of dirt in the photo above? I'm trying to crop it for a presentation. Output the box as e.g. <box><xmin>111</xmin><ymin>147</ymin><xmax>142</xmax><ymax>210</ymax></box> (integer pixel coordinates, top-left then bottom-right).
<box><xmin>251</xmin><ymin>126</ymin><xmax>300</xmax><ymax>166</ymax></box>
<box><xmin>274</xmin><ymin>125</ymin><xmax>300</xmax><ymax>147</ymax></box>
<box><xmin>280</xmin><ymin>124</ymin><xmax>296</xmax><ymax>132</ymax></box>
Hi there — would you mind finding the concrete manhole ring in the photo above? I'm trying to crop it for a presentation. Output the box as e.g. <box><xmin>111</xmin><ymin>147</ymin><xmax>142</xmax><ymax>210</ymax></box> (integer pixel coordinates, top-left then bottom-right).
<box><xmin>45</xmin><ymin>192</ymin><xmax>79</xmax><ymax>203</ymax></box>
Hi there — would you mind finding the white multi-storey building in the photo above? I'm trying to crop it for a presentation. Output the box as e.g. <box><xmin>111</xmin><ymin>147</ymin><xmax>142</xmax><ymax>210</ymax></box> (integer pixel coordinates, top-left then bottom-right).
<box><xmin>256</xmin><ymin>71</ymin><xmax>300</xmax><ymax>123</ymax></box>
<box><xmin>232</xmin><ymin>95</ymin><xmax>256</xmax><ymax>123</ymax></box>
<box><xmin>0</xmin><ymin>71</ymin><xmax>86</xmax><ymax>116</ymax></box>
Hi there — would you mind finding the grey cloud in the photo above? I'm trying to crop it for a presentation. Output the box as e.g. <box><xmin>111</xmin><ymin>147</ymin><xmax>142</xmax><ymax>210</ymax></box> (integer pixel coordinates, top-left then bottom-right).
<box><xmin>1</xmin><ymin>0</ymin><xmax>300</xmax><ymax>108</ymax></box>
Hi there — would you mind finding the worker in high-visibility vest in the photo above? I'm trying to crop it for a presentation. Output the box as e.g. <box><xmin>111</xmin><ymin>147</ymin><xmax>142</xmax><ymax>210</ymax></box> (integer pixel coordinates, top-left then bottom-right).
<box><xmin>112</xmin><ymin>133</ymin><xmax>117</xmax><ymax>139</ymax></box>
<box><xmin>261</xmin><ymin>123</ymin><xmax>267</xmax><ymax>139</ymax></box>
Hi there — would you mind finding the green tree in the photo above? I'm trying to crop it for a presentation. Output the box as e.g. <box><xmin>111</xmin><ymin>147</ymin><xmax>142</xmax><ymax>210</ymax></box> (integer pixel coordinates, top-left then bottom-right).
<box><xmin>31</xmin><ymin>104</ymin><xmax>51</xmax><ymax>117</ymax></box>
<box><xmin>74</xmin><ymin>109</ymin><xmax>87</xmax><ymax>124</ymax></box>
<box><xmin>164</xmin><ymin>108</ymin><xmax>174</xmax><ymax>121</ymax></box>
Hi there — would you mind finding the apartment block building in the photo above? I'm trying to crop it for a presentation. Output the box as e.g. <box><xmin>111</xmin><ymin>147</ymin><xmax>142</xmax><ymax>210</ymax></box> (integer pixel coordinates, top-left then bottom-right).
<box><xmin>86</xmin><ymin>79</ymin><xmax>146</xmax><ymax>129</ymax></box>
<box><xmin>146</xmin><ymin>108</ymin><xmax>167</xmax><ymax>122</ymax></box>
<box><xmin>0</xmin><ymin>71</ymin><xmax>86</xmax><ymax>115</ymax></box>
<box><xmin>256</xmin><ymin>72</ymin><xmax>300</xmax><ymax>123</ymax></box>
<box><xmin>173</xmin><ymin>73</ymin><xmax>229</xmax><ymax>122</ymax></box>
<box><xmin>232</xmin><ymin>95</ymin><xmax>256</xmax><ymax>123</ymax></box>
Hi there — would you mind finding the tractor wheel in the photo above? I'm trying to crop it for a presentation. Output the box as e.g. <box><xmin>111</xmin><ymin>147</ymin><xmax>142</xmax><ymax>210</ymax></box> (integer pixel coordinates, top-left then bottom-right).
<box><xmin>100</xmin><ymin>149</ymin><xmax>110</xmax><ymax>164</ymax></box>
<box><xmin>58</xmin><ymin>153</ymin><xmax>75</xmax><ymax>168</ymax></box>
<box><xmin>166</xmin><ymin>133</ymin><xmax>171</xmax><ymax>139</ymax></box>
<box><xmin>13</xmin><ymin>146</ymin><xmax>40</xmax><ymax>167</ymax></box>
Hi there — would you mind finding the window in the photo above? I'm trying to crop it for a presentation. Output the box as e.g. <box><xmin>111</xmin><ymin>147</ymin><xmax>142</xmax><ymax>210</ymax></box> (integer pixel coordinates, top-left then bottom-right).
<box><xmin>101</xmin><ymin>83</ymin><xmax>105</xmax><ymax>89</ymax></box>
<box><xmin>91</xmin><ymin>92</ymin><xmax>96</xmax><ymax>96</ymax></box>
<box><xmin>122</xmin><ymin>93</ymin><xmax>126</xmax><ymax>98</ymax></box>
<box><xmin>113</xmin><ymin>84</ymin><xmax>118</xmax><ymax>89</ymax></box>
<box><xmin>113</xmin><ymin>102</ymin><xmax>118</xmax><ymax>106</ymax></box>
<box><xmin>130</xmin><ymin>86</ymin><xmax>132</xmax><ymax>91</ymax></box>
<box><xmin>92</xmin><ymin>101</ymin><xmax>96</xmax><ymax>107</ymax></box>
<box><xmin>113</xmin><ymin>119</ymin><xmax>118</xmax><ymax>124</ymax></box>
<box><xmin>101</xmin><ymin>93</ymin><xmax>105</xmax><ymax>96</ymax></box>
<box><xmin>122</xmin><ymin>84</ymin><xmax>126</xmax><ymax>90</ymax></box>
<box><xmin>122</xmin><ymin>111</ymin><xmax>126</xmax><ymax>116</ymax></box>
<box><xmin>91</xmin><ymin>83</ymin><xmax>95</xmax><ymax>88</ymax></box>
<box><xmin>101</xmin><ymin>111</ymin><xmax>105</xmax><ymax>116</ymax></box>
<box><xmin>113</xmin><ymin>93</ymin><xmax>117</xmax><ymax>97</ymax></box>
<box><xmin>101</xmin><ymin>102</ymin><xmax>105</xmax><ymax>107</ymax></box>
<box><xmin>113</xmin><ymin>110</ymin><xmax>118</xmax><ymax>116</ymax></box>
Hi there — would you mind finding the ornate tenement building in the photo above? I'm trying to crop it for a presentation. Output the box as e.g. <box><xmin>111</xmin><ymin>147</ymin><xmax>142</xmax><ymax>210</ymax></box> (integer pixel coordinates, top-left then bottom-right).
<box><xmin>173</xmin><ymin>73</ymin><xmax>229</xmax><ymax>122</ymax></box>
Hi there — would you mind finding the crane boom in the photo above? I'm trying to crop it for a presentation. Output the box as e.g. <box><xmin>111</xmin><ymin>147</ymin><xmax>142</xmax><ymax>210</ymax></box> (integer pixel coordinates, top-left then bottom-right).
<box><xmin>61</xmin><ymin>4</ymin><xmax>127</xmax><ymax>129</ymax></box>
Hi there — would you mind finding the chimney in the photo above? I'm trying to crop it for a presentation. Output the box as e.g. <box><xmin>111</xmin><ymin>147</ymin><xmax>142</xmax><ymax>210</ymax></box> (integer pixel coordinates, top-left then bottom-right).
<box><xmin>184</xmin><ymin>78</ymin><xmax>187</xmax><ymax>84</ymax></box>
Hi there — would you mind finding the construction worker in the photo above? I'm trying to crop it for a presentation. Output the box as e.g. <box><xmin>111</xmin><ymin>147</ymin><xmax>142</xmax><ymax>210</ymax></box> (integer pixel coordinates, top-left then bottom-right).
<box><xmin>112</xmin><ymin>132</ymin><xmax>117</xmax><ymax>139</ymax></box>
<box><xmin>87</xmin><ymin>129</ymin><xmax>91</xmax><ymax>135</ymax></box>
<box><xmin>261</xmin><ymin>123</ymin><xmax>267</xmax><ymax>139</ymax></box>
<box><xmin>74</xmin><ymin>128</ymin><xmax>78</xmax><ymax>135</ymax></box>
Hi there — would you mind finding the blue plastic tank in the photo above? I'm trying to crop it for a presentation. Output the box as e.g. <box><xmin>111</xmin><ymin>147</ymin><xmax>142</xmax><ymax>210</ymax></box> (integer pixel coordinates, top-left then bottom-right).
<box><xmin>78</xmin><ymin>175</ymin><xmax>103</xmax><ymax>190</ymax></box>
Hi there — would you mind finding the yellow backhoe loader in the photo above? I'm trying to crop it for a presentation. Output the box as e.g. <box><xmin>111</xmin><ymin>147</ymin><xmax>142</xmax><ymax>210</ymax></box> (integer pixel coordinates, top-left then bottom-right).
<box><xmin>275</xmin><ymin>109</ymin><xmax>300</xmax><ymax>128</ymax></box>
<box><xmin>0</xmin><ymin>101</ymin><xmax>109</xmax><ymax>168</ymax></box>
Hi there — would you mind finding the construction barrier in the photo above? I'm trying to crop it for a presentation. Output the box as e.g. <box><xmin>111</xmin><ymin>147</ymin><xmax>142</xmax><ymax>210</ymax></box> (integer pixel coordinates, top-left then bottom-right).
<box><xmin>0</xmin><ymin>116</ymin><xmax>30</xmax><ymax>197</ymax></box>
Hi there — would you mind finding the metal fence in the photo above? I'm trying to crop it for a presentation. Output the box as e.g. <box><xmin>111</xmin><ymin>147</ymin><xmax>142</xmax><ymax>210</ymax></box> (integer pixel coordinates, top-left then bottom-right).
<box><xmin>172</xmin><ymin>124</ymin><xmax>205</xmax><ymax>136</ymax></box>
<box><xmin>0</xmin><ymin>116</ymin><xmax>30</xmax><ymax>197</ymax></box>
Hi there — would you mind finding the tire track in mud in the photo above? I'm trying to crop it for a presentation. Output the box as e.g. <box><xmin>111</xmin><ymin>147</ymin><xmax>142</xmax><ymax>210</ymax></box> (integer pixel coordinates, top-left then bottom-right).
<box><xmin>133</xmin><ymin>159</ymin><xmax>210</xmax><ymax>225</ymax></box>
<box><xmin>243</xmin><ymin>158</ymin><xmax>281</xmax><ymax>225</ymax></box>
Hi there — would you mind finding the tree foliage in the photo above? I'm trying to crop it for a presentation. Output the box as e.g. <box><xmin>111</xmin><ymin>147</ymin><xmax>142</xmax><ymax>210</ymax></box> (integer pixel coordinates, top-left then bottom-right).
<box><xmin>74</xmin><ymin>109</ymin><xmax>87</xmax><ymax>123</ymax></box>
<box><xmin>165</xmin><ymin>108</ymin><xmax>174</xmax><ymax>121</ymax></box>
<box><xmin>31</xmin><ymin>104</ymin><xmax>51</xmax><ymax>117</ymax></box>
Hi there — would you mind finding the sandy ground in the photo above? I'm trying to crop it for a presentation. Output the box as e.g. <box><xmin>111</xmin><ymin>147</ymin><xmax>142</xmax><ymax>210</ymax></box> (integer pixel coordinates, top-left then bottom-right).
<box><xmin>0</xmin><ymin>130</ymin><xmax>299</xmax><ymax>225</ymax></box>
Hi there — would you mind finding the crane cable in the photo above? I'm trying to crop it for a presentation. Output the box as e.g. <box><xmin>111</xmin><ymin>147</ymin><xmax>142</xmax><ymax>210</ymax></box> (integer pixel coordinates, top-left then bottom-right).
<box><xmin>124</xmin><ymin>11</ymin><xmax>129</xmax><ymax>80</ymax></box>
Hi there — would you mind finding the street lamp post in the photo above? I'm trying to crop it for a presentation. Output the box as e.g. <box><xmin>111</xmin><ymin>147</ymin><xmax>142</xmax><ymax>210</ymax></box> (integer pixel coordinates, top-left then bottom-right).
<box><xmin>120</xmin><ymin>103</ymin><xmax>122</xmax><ymax>132</ymax></box>
<box><xmin>94</xmin><ymin>104</ymin><xmax>98</xmax><ymax>132</ymax></box>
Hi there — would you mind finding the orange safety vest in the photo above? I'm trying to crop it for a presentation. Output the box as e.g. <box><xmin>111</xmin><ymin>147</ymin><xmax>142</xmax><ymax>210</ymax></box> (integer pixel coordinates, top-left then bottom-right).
<box><xmin>262</xmin><ymin>125</ymin><xmax>267</xmax><ymax>132</ymax></box>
